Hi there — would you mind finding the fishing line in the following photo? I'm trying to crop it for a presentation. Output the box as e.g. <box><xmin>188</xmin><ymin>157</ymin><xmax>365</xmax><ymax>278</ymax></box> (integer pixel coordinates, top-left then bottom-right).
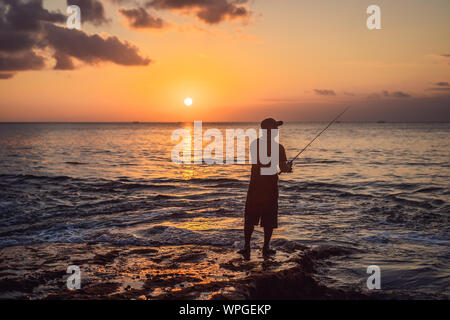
<box><xmin>280</xmin><ymin>106</ymin><xmax>350</xmax><ymax>173</ymax></box>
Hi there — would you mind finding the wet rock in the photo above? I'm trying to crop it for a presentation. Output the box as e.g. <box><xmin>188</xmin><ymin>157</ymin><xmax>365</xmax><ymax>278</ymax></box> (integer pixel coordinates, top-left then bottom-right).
<box><xmin>129</xmin><ymin>248</ymin><xmax>158</xmax><ymax>255</ymax></box>
<box><xmin>172</xmin><ymin>251</ymin><xmax>206</xmax><ymax>263</ymax></box>
<box><xmin>92</xmin><ymin>250</ymin><xmax>120</xmax><ymax>265</ymax></box>
<box><xmin>0</xmin><ymin>278</ymin><xmax>40</xmax><ymax>294</ymax></box>
<box><xmin>306</xmin><ymin>245</ymin><xmax>356</xmax><ymax>260</ymax></box>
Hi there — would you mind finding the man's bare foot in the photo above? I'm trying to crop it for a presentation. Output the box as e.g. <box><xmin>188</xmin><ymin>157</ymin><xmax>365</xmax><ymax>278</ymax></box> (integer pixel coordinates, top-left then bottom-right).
<box><xmin>262</xmin><ymin>247</ymin><xmax>276</xmax><ymax>257</ymax></box>
<box><xmin>237</xmin><ymin>247</ymin><xmax>251</xmax><ymax>260</ymax></box>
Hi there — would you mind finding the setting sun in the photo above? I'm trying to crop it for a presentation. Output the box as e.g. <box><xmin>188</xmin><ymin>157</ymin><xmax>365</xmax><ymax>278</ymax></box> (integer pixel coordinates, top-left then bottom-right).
<box><xmin>184</xmin><ymin>97</ymin><xmax>193</xmax><ymax>107</ymax></box>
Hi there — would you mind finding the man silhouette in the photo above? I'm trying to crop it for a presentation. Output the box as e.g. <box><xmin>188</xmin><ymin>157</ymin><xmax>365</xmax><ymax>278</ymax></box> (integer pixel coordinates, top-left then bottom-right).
<box><xmin>239</xmin><ymin>118</ymin><xmax>292</xmax><ymax>260</ymax></box>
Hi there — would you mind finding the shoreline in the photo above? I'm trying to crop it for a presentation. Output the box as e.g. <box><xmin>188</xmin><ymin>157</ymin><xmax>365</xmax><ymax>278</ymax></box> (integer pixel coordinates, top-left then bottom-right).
<box><xmin>1</xmin><ymin>242</ymin><xmax>443</xmax><ymax>300</ymax></box>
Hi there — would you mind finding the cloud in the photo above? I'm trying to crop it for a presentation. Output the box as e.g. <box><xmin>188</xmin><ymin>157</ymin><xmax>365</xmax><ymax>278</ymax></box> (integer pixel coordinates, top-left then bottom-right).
<box><xmin>368</xmin><ymin>91</ymin><xmax>412</xmax><ymax>99</ymax></box>
<box><xmin>0</xmin><ymin>73</ymin><xmax>14</xmax><ymax>79</ymax></box>
<box><xmin>53</xmin><ymin>51</ymin><xmax>76</xmax><ymax>70</ymax></box>
<box><xmin>426</xmin><ymin>82</ymin><xmax>450</xmax><ymax>91</ymax></box>
<box><xmin>391</xmin><ymin>91</ymin><xmax>411</xmax><ymax>98</ymax></box>
<box><xmin>0</xmin><ymin>0</ymin><xmax>151</xmax><ymax>79</ymax></box>
<box><xmin>314</xmin><ymin>89</ymin><xmax>336</xmax><ymax>96</ymax></box>
<box><xmin>67</xmin><ymin>0</ymin><xmax>109</xmax><ymax>25</ymax></box>
<box><xmin>426</xmin><ymin>87</ymin><xmax>450</xmax><ymax>92</ymax></box>
<box><xmin>382</xmin><ymin>90</ymin><xmax>411</xmax><ymax>98</ymax></box>
<box><xmin>428</xmin><ymin>53</ymin><xmax>450</xmax><ymax>59</ymax></box>
<box><xmin>44</xmin><ymin>23</ymin><xmax>151</xmax><ymax>66</ymax></box>
<box><xmin>109</xmin><ymin>0</ymin><xmax>137</xmax><ymax>4</ymax></box>
<box><xmin>119</xmin><ymin>7</ymin><xmax>166</xmax><ymax>28</ymax></box>
<box><xmin>0</xmin><ymin>0</ymin><xmax>60</xmax><ymax>77</ymax></box>
<box><xmin>0</xmin><ymin>32</ymin><xmax>38</xmax><ymax>52</ymax></box>
<box><xmin>0</xmin><ymin>51</ymin><xmax>45</xmax><ymax>71</ymax></box>
<box><xmin>0</xmin><ymin>0</ymin><xmax>66</xmax><ymax>32</ymax></box>
<box><xmin>145</xmin><ymin>0</ymin><xmax>250</xmax><ymax>24</ymax></box>
<box><xmin>428</xmin><ymin>53</ymin><xmax>450</xmax><ymax>65</ymax></box>
<box><xmin>0</xmin><ymin>0</ymin><xmax>65</xmax><ymax>53</ymax></box>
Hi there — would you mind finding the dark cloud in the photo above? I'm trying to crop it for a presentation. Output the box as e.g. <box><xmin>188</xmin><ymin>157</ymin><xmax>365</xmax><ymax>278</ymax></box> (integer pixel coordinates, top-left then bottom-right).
<box><xmin>67</xmin><ymin>0</ymin><xmax>109</xmax><ymax>25</ymax></box>
<box><xmin>44</xmin><ymin>23</ymin><xmax>151</xmax><ymax>66</ymax></box>
<box><xmin>0</xmin><ymin>32</ymin><xmax>38</xmax><ymax>52</ymax></box>
<box><xmin>145</xmin><ymin>0</ymin><xmax>250</xmax><ymax>24</ymax></box>
<box><xmin>391</xmin><ymin>91</ymin><xmax>411</xmax><ymax>98</ymax></box>
<box><xmin>314</xmin><ymin>89</ymin><xmax>336</xmax><ymax>96</ymax></box>
<box><xmin>0</xmin><ymin>73</ymin><xmax>14</xmax><ymax>79</ymax></box>
<box><xmin>427</xmin><ymin>82</ymin><xmax>450</xmax><ymax>90</ymax></box>
<box><xmin>0</xmin><ymin>0</ymin><xmax>65</xmax><ymax>53</ymax></box>
<box><xmin>382</xmin><ymin>90</ymin><xmax>411</xmax><ymax>98</ymax></box>
<box><xmin>1</xmin><ymin>0</ymin><xmax>65</xmax><ymax>32</ymax></box>
<box><xmin>426</xmin><ymin>87</ymin><xmax>450</xmax><ymax>92</ymax></box>
<box><xmin>119</xmin><ymin>7</ymin><xmax>166</xmax><ymax>28</ymax></box>
<box><xmin>0</xmin><ymin>0</ymin><xmax>151</xmax><ymax>79</ymax></box>
<box><xmin>0</xmin><ymin>1</ymin><xmax>56</xmax><ymax>74</ymax></box>
<box><xmin>429</xmin><ymin>54</ymin><xmax>450</xmax><ymax>65</ymax></box>
<box><xmin>109</xmin><ymin>0</ymin><xmax>138</xmax><ymax>4</ymax></box>
<box><xmin>53</xmin><ymin>51</ymin><xmax>76</xmax><ymax>70</ymax></box>
<box><xmin>0</xmin><ymin>51</ymin><xmax>45</xmax><ymax>71</ymax></box>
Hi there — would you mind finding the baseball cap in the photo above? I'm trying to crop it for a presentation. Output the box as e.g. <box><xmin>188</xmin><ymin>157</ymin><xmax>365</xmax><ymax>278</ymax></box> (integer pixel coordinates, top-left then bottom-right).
<box><xmin>261</xmin><ymin>118</ymin><xmax>283</xmax><ymax>129</ymax></box>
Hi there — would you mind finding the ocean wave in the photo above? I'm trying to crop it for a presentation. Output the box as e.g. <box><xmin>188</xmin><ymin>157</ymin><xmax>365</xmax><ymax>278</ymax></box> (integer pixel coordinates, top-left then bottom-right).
<box><xmin>281</xmin><ymin>181</ymin><xmax>348</xmax><ymax>191</ymax></box>
<box><xmin>387</xmin><ymin>195</ymin><xmax>436</xmax><ymax>209</ymax></box>
<box><xmin>362</xmin><ymin>231</ymin><xmax>450</xmax><ymax>246</ymax></box>
<box><xmin>65</xmin><ymin>161</ymin><xmax>88</xmax><ymax>165</ymax></box>
<box><xmin>412</xmin><ymin>186</ymin><xmax>444</xmax><ymax>194</ymax></box>
<box><xmin>0</xmin><ymin>225</ymin><xmax>242</xmax><ymax>248</ymax></box>
<box><xmin>0</xmin><ymin>173</ymin><xmax>75</xmax><ymax>182</ymax></box>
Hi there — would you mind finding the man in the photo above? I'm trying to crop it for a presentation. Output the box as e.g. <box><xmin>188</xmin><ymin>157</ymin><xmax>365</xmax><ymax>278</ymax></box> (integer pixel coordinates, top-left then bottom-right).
<box><xmin>239</xmin><ymin>118</ymin><xmax>292</xmax><ymax>260</ymax></box>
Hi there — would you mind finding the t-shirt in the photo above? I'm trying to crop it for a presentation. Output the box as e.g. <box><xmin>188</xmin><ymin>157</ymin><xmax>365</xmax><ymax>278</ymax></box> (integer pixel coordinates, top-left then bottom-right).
<box><xmin>249</xmin><ymin>137</ymin><xmax>287</xmax><ymax>182</ymax></box>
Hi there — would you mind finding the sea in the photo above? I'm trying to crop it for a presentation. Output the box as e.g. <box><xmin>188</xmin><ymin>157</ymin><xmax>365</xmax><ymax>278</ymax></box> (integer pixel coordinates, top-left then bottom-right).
<box><xmin>0</xmin><ymin>122</ymin><xmax>448</xmax><ymax>297</ymax></box>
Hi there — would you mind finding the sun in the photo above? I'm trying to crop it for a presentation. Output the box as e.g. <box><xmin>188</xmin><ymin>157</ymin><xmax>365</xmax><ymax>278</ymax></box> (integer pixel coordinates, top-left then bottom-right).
<box><xmin>184</xmin><ymin>97</ymin><xmax>193</xmax><ymax>106</ymax></box>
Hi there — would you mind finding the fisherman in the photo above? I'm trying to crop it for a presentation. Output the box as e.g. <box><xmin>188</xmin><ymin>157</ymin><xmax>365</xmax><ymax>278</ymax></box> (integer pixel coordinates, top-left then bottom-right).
<box><xmin>239</xmin><ymin>118</ymin><xmax>293</xmax><ymax>260</ymax></box>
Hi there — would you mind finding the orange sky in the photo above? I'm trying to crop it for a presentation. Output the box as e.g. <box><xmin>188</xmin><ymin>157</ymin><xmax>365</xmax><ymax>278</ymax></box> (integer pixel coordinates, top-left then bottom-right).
<box><xmin>0</xmin><ymin>0</ymin><xmax>449</xmax><ymax>122</ymax></box>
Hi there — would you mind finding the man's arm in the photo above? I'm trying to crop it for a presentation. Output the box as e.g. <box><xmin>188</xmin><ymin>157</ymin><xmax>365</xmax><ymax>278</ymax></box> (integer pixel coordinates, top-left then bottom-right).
<box><xmin>279</xmin><ymin>145</ymin><xmax>293</xmax><ymax>173</ymax></box>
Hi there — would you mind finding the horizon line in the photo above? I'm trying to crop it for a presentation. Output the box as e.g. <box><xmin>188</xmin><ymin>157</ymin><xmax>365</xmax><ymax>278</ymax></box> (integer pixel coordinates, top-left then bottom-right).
<box><xmin>1</xmin><ymin>121</ymin><xmax>449</xmax><ymax>124</ymax></box>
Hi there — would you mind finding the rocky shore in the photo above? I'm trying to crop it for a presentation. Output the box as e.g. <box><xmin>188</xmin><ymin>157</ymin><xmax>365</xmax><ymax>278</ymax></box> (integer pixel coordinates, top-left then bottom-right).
<box><xmin>0</xmin><ymin>242</ymin><xmax>440</xmax><ymax>300</ymax></box>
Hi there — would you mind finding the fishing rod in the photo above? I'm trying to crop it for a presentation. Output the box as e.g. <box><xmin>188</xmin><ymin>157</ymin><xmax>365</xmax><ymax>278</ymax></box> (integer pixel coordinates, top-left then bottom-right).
<box><xmin>285</xmin><ymin>105</ymin><xmax>350</xmax><ymax>169</ymax></box>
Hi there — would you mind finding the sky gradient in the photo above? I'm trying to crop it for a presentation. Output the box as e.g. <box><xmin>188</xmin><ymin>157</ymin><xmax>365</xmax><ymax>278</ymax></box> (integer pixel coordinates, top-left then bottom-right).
<box><xmin>0</xmin><ymin>0</ymin><xmax>449</xmax><ymax>122</ymax></box>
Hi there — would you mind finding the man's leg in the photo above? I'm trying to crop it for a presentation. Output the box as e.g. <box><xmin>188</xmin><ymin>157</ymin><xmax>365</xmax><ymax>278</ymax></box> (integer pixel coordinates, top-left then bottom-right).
<box><xmin>237</xmin><ymin>223</ymin><xmax>253</xmax><ymax>260</ymax></box>
<box><xmin>262</xmin><ymin>227</ymin><xmax>276</xmax><ymax>256</ymax></box>
<box><xmin>263</xmin><ymin>227</ymin><xmax>273</xmax><ymax>250</ymax></box>
<box><xmin>244</xmin><ymin>224</ymin><xmax>254</xmax><ymax>250</ymax></box>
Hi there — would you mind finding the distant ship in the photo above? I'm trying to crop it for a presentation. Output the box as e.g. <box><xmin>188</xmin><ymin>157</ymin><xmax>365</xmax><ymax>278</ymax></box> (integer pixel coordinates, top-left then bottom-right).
<box><xmin>377</xmin><ymin>120</ymin><xmax>387</xmax><ymax>123</ymax></box>
<box><xmin>132</xmin><ymin>121</ymin><xmax>140</xmax><ymax>124</ymax></box>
